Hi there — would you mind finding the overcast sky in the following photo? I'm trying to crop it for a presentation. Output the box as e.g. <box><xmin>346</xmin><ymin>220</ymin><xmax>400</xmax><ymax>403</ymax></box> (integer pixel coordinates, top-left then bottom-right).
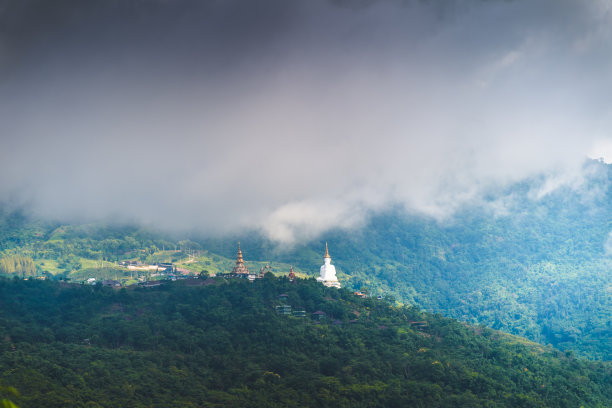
<box><xmin>1</xmin><ymin>0</ymin><xmax>611</xmax><ymax>242</ymax></box>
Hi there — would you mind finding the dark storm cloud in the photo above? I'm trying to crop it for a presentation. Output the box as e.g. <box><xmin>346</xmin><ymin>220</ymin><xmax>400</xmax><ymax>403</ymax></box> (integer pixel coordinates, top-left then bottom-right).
<box><xmin>1</xmin><ymin>0</ymin><xmax>611</xmax><ymax>242</ymax></box>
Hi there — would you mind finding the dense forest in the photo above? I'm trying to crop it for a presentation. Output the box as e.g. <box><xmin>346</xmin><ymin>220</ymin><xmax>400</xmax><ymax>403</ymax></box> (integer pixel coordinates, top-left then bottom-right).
<box><xmin>0</xmin><ymin>277</ymin><xmax>610</xmax><ymax>407</ymax></box>
<box><xmin>0</xmin><ymin>160</ymin><xmax>610</xmax><ymax>362</ymax></box>
<box><xmin>202</xmin><ymin>160</ymin><xmax>612</xmax><ymax>360</ymax></box>
<box><xmin>2</xmin><ymin>0</ymin><xmax>611</xmax><ymax>406</ymax></box>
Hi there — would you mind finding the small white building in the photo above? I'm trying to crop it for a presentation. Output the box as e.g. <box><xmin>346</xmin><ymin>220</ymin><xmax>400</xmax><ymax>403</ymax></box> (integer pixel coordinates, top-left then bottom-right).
<box><xmin>317</xmin><ymin>242</ymin><xmax>341</xmax><ymax>288</ymax></box>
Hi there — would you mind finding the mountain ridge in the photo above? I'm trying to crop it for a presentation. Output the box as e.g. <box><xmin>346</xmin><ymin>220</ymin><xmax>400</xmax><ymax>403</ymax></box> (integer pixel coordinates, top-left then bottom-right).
<box><xmin>0</xmin><ymin>161</ymin><xmax>610</xmax><ymax>359</ymax></box>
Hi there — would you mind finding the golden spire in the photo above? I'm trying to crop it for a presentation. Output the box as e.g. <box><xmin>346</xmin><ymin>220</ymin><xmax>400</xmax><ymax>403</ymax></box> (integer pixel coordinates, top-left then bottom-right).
<box><xmin>232</xmin><ymin>241</ymin><xmax>250</xmax><ymax>274</ymax></box>
<box><xmin>236</xmin><ymin>242</ymin><xmax>244</xmax><ymax>264</ymax></box>
<box><xmin>324</xmin><ymin>241</ymin><xmax>330</xmax><ymax>258</ymax></box>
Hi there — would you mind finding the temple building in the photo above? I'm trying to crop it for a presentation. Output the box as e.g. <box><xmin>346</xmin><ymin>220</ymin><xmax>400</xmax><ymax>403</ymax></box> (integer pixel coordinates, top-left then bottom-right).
<box><xmin>231</xmin><ymin>242</ymin><xmax>250</xmax><ymax>276</ymax></box>
<box><xmin>288</xmin><ymin>266</ymin><xmax>296</xmax><ymax>281</ymax></box>
<box><xmin>317</xmin><ymin>242</ymin><xmax>341</xmax><ymax>288</ymax></box>
<box><xmin>259</xmin><ymin>263</ymin><xmax>273</xmax><ymax>277</ymax></box>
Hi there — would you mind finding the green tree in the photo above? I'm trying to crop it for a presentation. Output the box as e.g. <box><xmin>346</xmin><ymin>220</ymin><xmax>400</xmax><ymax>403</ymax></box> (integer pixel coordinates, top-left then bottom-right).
<box><xmin>0</xmin><ymin>386</ymin><xmax>19</xmax><ymax>408</ymax></box>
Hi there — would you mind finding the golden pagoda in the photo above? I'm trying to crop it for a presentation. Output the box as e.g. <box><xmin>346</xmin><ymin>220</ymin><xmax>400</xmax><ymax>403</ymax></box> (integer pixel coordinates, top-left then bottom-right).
<box><xmin>231</xmin><ymin>242</ymin><xmax>250</xmax><ymax>275</ymax></box>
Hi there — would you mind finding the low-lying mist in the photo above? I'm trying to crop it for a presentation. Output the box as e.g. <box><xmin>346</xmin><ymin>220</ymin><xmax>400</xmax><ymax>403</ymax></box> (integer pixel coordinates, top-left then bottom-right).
<box><xmin>1</xmin><ymin>0</ymin><xmax>611</xmax><ymax>243</ymax></box>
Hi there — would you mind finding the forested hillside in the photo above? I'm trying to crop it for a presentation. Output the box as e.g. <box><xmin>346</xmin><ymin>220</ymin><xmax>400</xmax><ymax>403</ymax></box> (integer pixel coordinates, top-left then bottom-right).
<box><xmin>0</xmin><ymin>277</ymin><xmax>610</xmax><ymax>407</ymax></box>
<box><xmin>0</xmin><ymin>161</ymin><xmax>610</xmax><ymax>360</ymax></box>
<box><xmin>325</xmin><ymin>161</ymin><xmax>612</xmax><ymax>359</ymax></box>
<box><xmin>202</xmin><ymin>161</ymin><xmax>612</xmax><ymax>360</ymax></box>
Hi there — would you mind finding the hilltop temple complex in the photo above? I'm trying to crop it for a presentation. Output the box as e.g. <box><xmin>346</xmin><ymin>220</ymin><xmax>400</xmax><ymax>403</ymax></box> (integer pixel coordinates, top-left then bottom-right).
<box><xmin>228</xmin><ymin>241</ymin><xmax>341</xmax><ymax>288</ymax></box>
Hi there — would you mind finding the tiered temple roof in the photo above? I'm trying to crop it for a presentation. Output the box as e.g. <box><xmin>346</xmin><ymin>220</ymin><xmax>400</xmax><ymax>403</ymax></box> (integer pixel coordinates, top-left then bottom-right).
<box><xmin>231</xmin><ymin>242</ymin><xmax>250</xmax><ymax>275</ymax></box>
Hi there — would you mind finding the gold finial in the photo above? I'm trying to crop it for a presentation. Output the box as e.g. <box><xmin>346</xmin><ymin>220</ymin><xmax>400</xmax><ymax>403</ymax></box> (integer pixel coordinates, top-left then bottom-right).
<box><xmin>236</xmin><ymin>242</ymin><xmax>243</xmax><ymax>263</ymax></box>
<box><xmin>324</xmin><ymin>242</ymin><xmax>330</xmax><ymax>258</ymax></box>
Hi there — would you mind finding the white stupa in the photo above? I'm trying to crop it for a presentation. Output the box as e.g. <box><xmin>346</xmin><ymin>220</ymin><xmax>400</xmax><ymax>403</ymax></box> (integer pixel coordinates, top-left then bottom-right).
<box><xmin>317</xmin><ymin>242</ymin><xmax>341</xmax><ymax>288</ymax></box>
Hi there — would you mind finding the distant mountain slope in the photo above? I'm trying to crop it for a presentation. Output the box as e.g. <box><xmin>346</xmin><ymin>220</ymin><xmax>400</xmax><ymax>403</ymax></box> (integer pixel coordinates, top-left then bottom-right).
<box><xmin>0</xmin><ymin>278</ymin><xmax>610</xmax><ymax>407</ymax></box>
<box><xmin>0</xmin><ymin>161</ymin><xmax>610</xmax><ymax>360</ymax></box>
<box><xmin>299</xmin><ymin>160</ymin><xmax>612</xmax><ymax>359</ymax></box>
<box><xmin>204</xmin><ymin>161</ymin><xmax>612</xmax><ymax>359</ymax></box>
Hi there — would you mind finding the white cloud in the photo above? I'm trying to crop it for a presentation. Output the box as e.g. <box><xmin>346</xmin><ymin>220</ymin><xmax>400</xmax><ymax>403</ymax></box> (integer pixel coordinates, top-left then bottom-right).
<box><xmin>1</xmin><ymin>0</ymin><xmax>611</xmax><ymax>242</ymax></box>
<box><xmin>589</xmin><ymin>139</ymin><xmax>612</xmax><ymax>164</ymax></box>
